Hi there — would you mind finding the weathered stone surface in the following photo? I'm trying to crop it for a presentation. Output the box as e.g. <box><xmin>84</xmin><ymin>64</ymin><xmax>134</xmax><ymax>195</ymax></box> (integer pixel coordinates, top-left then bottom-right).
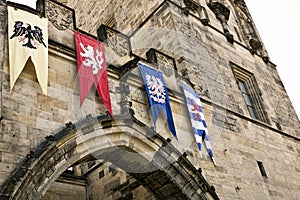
<box><xmin>0</xmin><ymin>0</ymin><xmax>299</xmax><ymax>200</ymax></box>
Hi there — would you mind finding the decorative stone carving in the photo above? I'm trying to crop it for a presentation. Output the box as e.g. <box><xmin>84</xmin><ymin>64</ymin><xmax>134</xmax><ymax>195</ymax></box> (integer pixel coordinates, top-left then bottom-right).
<box><xmin>207</xmin><ymin>0</ymin><xmax>233</xmax><ymax>43</ymax></box>
<box><xmin>234</xmin><ymin>0</ymin><xmax>246</xmax><ymax>8</ymax></box>
<box><xmin>146</xmin><ymin>49</ymin><xmax>176</xmax><ymax>77</ymax></box>
<box><xmin>249</xmin><ymin>38</ymin><xmax>262</xmax><ymax>51</ymax></box>
<box><xmin>198</xmin><ymin>6</ymin><xmax>210</xmax><ymax>26</ymax></box>
<box><xmin>46</xmin><ymin>0</ymin><xmax>73</xmax><ymax>30</ymax></box>
<box><xmin>183</xmin><ymin>0</ymin><xmax>200</xmax><ymax>11</ymax></box>
<box><xmin>233</xmin><ymin>1</ymin><xmax>270</xmax><ymax>61</ymax></box>
<box><xmin>156</xmin><ymin>53</ymin><xmax>175</xmax><ymax>77</ymax></box>
<box><xmin>182</xmin><ymin>0</ymin><xmax>210</xmax><ymax>25</ymax></box>
<box><xmin>98</xmin><ymin>25</ymin><xmax>132</xmax><ymax>67</ymax></box>
<box><xmin>116</xmin><ymin>81</ymin><xmax>131</xmax><ymax>114</ymax></box>
<box><xmin>106</xmin><ymin>29</ymin><xmax>129</xmax><ymax>57</ymax></box>
<box><xmin>130</xmin><ymin>87</ymin><xmax>150</xmax><ymax>120</ymax></box>
<box><xmin>271</xmin><ymin>117</ymin><xmax>282</xmax><ymax>131</ymax></box>
<box><xmin>208</xmin><ymin>0</ymin><xmax>230</xmax><ymax>21</ymax></box>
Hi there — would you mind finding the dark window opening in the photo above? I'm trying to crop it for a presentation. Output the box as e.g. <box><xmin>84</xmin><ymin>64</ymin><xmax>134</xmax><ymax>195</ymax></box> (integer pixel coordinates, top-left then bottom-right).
<box><xmin>238</xmin><ymin>80</ymin><xmax>257</xmax><ymax>119</ymax></box>
<box><xmin>257</xmin><ymin>161</ymin><xmax>267</xmax><ymax>177</ymax></box>
<box><xmin>99</xmin><ymin>170</ymin><xmax>105</xmax><ymax>179</ymax></box>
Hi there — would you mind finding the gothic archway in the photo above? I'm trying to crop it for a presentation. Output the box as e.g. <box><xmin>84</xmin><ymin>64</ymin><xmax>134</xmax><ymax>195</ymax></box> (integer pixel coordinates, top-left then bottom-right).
<box><xmin>0</xmin><ymin>112</ymin><xmax>219</xmax><ymax>200</ymax></box>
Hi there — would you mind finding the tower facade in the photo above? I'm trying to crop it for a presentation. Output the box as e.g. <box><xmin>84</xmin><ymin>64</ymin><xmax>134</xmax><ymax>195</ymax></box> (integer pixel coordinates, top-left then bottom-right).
<box><xmin>0</xmin><ymin>0</ymin><xmax>299</xmax><ymax>199</ymax></box>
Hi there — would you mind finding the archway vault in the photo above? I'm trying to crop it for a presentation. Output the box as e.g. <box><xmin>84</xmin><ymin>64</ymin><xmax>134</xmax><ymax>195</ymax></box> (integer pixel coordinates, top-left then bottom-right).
<box><xmin>0</xmin><ymin>112</ymin><xmax>219</xmax><ymax>200</ymax></box>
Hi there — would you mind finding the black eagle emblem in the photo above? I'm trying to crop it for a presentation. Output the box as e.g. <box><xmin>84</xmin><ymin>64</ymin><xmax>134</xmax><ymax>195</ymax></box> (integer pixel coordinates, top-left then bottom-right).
<box><xmin>10</xmin><ymin>21</ymin><xmax>47</xmax><ymax>49</ymax></box>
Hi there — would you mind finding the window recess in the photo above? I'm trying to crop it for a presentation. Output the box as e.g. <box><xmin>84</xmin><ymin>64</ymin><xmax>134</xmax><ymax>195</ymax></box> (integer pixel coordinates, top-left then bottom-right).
<box><xmin>257</xmin><ymin>161</ymin><xmax>267</xmax><ymax>177</ymax></box>
<box><xmin>231</xmin><ymin>63</ymin><xmax>270</xmax><ymax>124</ymax></box>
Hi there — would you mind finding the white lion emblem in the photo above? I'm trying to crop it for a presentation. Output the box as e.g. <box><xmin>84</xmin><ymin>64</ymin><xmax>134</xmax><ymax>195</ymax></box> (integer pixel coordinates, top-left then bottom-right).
<box><xmin>146</xmin><ymin>74</ymin><xmax>166</xmax><ymax>103</ymax></box>
<box><xmin>79</xmin><ymin>43</ymin><xmax>104</xmax><ymax>74</ymax></box>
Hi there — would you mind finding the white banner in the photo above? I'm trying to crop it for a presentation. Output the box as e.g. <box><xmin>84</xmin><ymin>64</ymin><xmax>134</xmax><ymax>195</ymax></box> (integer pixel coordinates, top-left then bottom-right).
<box><xmin>8</xmin><ymin>6</ymin><xmax>48</xmax><ymax>94</ymax></box>
<box><xmin>8</xmin><ymin>0</ymin><xmax>36</xmax><ymax>9</ymax></box>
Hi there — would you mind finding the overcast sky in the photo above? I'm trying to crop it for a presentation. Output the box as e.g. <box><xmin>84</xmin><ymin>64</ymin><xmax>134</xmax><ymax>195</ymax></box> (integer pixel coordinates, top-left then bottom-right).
<box><xmin>245</xmin><ymin>0</ymin><xmax>300</xmax><ymax>118</ymax></box>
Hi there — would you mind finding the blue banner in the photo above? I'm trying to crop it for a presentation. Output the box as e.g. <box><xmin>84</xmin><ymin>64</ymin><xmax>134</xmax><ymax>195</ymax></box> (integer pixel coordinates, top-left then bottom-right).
<box><xmin>138</xmin><ymin>62</ymin><xmax>177</xmax><ymax>140</ymax></box>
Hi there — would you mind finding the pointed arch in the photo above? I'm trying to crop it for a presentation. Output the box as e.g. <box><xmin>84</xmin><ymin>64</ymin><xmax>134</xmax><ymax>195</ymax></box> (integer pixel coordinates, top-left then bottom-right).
<box><xmin>0</xmin><ymin>112</ymin><xmax>219</xmax><ymax>200</ymax></box>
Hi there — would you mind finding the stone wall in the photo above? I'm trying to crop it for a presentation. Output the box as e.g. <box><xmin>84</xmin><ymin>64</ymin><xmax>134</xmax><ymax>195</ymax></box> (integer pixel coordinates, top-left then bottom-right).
<box><xmin>85</xmin><ymin>163</ymin><xmax>155</xmax><ymax>200</ymax></box>
<box><xmin>67</xmin><ymin>0</ymin><xmax>165</xmax><ymax>34</ymax></box>
<box><xmin>62</xmin><ymin>0</ymin><xmax>300</xmax><ymax>198</ymax></box>
<box><xmin>0</xmin><ymin>0</ymin><xmax>299</xmax><ymax>199</ymax></box>
<box><xmin>0</xmin><ymin>0</ymin><xmax>121</xmax><ymax>187</ymax></box>
<box><xmin>43</xmin><ymin>180</ymin><xmax>87</xmax><ymax>200</ymax></box>
<box><xmin>66</xmin><ymin>0</ymin><xmax>300</xmax><ymax>136</ymax></box>
<box><xmin>204</xmin><ymin>108</ymin><xmax>300</xmax><ymax>199</ymax></box>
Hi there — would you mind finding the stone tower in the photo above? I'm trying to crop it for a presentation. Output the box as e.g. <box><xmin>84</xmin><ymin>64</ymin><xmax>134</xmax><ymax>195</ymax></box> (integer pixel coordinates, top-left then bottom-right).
<box><xmin>0</xmin><ymin>0</ymin><xmax>299</xmax><ymax>199</ymax></box>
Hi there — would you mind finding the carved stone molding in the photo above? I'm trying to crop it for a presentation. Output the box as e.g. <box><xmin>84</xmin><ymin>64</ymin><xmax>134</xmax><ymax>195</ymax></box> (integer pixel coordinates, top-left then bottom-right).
<box><xmin>234</xmin><ymin>0</ymin><xmax>246</xmax><ymax>8</ymax></box>
<box><xmin>207</xmin><ymin>0</ymin><xmax>233</xmax><ymax>43</ymax></box>
<box><xmin>271</xmin><ymin>117</ymin><xmax>282</xmax><ymax>131</ymax></box>
<box><xmin>146</xmin><ymin>49</ymin><xmax>176</xmax><ymax>77</ymax></box>
<box><xmin>156</xmin><ymin>53</ymin><xmax>175</xmax><ymax>77</ymax></box>
<box><xmin>207</xmin><ymin>0</ymin><xmax>230</xmax><ymax>21</ymax></box>
<box><xmin>197</xmin><ymin>6</ymin><xmax>210</xmax><ymax>26</ymax></box>
<box><xmin>183</xmin><ymin>0</ymin><xmax>200</xmax><ymax>11</ymax></box>
<box><xmin>98</xmin><ymin>25</ymin><xmax>132</xmax><ymax>67</ymax></box>
<box><xmin>249</xmin><ymin>38</ymin><xmax>262</xmax><ymax>50</ymax></box>
<box><xmin>224</xmin><ymin>30</ymin><xmax>234</xmax><ymax>43</ymax></box>
<box><xmin>106</xmin><ymin>29</ymin><xmax>129</xmax><ymax>57</ymax></box>
<box><xmin>46</xmin><ymin>0</ymin><xmax>73</xmax><ymax>30</ymax></box>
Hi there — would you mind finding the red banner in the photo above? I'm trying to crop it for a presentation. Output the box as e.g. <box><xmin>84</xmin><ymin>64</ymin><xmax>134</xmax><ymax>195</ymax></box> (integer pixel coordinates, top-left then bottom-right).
<box><xmin>74</xmin><ymin>31</ymin><xmax>113</xmax><ymax>117</ymax></box>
